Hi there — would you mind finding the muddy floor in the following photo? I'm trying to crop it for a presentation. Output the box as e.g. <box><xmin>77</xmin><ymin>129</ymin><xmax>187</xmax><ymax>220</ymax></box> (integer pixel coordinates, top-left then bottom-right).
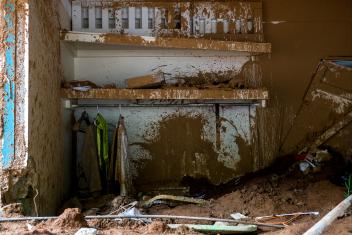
<box><xmin>0</xmin><ymin>158</ymin><xmax>351</xmax><ymax>235</ymax></box>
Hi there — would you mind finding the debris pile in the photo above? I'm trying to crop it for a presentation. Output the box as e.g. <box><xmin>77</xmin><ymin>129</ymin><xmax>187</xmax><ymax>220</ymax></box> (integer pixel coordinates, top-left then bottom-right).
<box><xmin>50</xmin><ymin>208</ymin><xmax>88</xmax><ymax>229</ymax></box>
<box><xmin>0</xmin><ymin>157</ymin><xmax>351</xmax><ymax>234</ymax></box>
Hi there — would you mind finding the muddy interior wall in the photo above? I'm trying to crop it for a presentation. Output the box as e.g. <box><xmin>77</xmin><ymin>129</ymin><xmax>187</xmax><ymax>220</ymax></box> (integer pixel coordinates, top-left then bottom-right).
<box><xmin>28</xmin><ymin>0</ymin><xmax>72</xmax><ymax>215</ymax></box>
<box><xmin>2</xmin><ymin>0</ymin><xmax>351</xmax><ymax>215</ymax></box>
<box><xmin>64</xmin><ymin>46</ymin><xmax>259</xmax><ymax>190</ymax></box>
<box><xmin>261</xmin><ymin>0</ymin><xmax>352</xmax><ymax>156</ymax></box>
<box><xmin>62</xmin><ymin>0</ymin><xmax>352</xmax><ymax>193</ymax></box>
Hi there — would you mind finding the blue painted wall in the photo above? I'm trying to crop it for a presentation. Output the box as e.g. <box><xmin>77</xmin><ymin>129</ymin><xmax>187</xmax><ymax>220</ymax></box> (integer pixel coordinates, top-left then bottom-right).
<box><xmin>2</xmin><ymin>1</ymin><xmax>16</xmax><ymax>169</ymax></box>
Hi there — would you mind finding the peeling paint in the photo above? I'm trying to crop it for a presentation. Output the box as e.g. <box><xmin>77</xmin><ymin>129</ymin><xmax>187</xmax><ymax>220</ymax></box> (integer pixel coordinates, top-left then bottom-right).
<box><xmin>1</xmin><ymin>0</ymin><xmax>16</xmax><ymax>169</ymax></box>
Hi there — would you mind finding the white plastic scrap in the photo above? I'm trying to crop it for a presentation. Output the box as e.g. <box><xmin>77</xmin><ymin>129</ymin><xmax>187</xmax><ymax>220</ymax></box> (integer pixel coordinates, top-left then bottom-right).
<box><xmin>299</xmin><ymin>161</ymin><xmax>311</xmax><ymax>172</ymax></box>
<box><xmin>74</xmin><ymin>228</ymin><xmax>97</xmax><ymax>235</ymax></box>
<box><xmin>26</xmin><ymin>223</ymin><xmax>34</xmax><ymax>231</ymax></box>
<box><xmin>115</xmin><ymin>207</ymin><xmax>152</xmax><ymax>223</ymax></box>
<box><xmin>230</xmin><ymin>213</ymin><xmax>248</xmax><ymax>220</ymax></box>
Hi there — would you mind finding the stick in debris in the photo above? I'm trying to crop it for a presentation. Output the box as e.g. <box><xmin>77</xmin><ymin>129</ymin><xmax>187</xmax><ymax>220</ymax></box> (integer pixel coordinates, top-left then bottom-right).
<box><xmin>141</xmin><ymin>195</ymin><xmax>207</xmax><ymax>208</ymax></box>
<box><xmin>0</xmin><ymin>214</ymin><xmax>284</xmax><ymax>229</ymax></box>
<box><xmin>256</xmin><ymin>211</ymin><xmax>319</xmax><ymax>220</ymax></box>
<box><xmin>303</xmin><ymin>194</ymin><xmax>352</xmax><ymax>235</ymax></box>
<box><xmin>255</xmin><ymin>212</ymin><xmax>320</xmax><ymax>226</ymax></box>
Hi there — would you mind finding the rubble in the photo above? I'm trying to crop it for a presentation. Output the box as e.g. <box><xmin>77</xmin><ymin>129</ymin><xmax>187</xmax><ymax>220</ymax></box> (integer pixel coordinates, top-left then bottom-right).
<box><xmin>74</xmin><ymin>228</ymin><xmax>97</xmax><ymax>235</ymax></box>
<box><xmin>0</xmin><ymin>203</ymin><xmax>24</xmax><ymax>218</ymax></box>
<box><xmin>50</xmin><ymin>208</ymin><xmax>88</xmax><ymax>229</ymax></box>
<box><xmin>147</xmin><ymin>221</ymin><xmax>167</xmax><ymax>234</ymax></box>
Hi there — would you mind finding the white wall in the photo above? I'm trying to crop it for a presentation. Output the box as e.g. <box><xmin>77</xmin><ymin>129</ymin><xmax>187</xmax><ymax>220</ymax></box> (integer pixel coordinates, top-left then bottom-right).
<box><xmin>72</xmin><ymin>47</ymin><xmax>250</xmax><ymax>87</ymax></box>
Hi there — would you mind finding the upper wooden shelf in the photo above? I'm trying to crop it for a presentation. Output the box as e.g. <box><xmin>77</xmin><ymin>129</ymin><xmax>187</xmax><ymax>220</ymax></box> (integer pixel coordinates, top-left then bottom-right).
<box><xmin>61</xmin><ymin>88</ymin><xmax>269</xmax><ymax>100</ymax></box>
<box><xmin>60</xmin><ymin>31</ymin><xmax>271</xmax><ymax>54</ymax></box>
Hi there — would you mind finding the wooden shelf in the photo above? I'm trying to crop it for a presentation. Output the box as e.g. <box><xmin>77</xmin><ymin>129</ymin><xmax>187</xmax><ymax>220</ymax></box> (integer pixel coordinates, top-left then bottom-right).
<box><xmin>60</xmin><ymin>31</ymin><xmax>271</xmax><ymax>54</ymax></box>
<box><xmin>61</xmin><ymin>88</ymin><xmax>269</xmax><ymax>100</ymax></box>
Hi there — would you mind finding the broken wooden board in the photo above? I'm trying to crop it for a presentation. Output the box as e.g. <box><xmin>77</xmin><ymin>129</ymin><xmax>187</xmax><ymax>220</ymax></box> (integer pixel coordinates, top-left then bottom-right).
<box><xmin>60</xmin><ymin>31</ymin><xmax>272</xmax><ymax>54</ymax></box>
<box><xmin>126</xmin><ymin>73</ymin><xmax>164</xmax><ymax>89</ymax></box>
<box><xmin>61</xmin><ymin>88</ymin><xmax>269</xmax><ymax>100</ymax></box>
<box><xmin>281</xmin><ymin>59</ymin><xmax>352</xmax><ymax>155</ymax></box>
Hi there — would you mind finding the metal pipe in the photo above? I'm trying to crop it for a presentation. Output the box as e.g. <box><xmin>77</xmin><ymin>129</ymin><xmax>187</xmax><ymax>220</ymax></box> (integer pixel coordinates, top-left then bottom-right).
<box><xmin>303</xmin><ymin>194</ymin><xmax>352</xmax><ymax>235</ymax></box>
<box><xmin>71</xmin><ymin>102</ymin><xmax>259</xmax><ymax>108</ymax></box>
<box><xmin>0</xmin><ymin>214</ymin><xmax>285</xmax><ymax>229</ymax></box>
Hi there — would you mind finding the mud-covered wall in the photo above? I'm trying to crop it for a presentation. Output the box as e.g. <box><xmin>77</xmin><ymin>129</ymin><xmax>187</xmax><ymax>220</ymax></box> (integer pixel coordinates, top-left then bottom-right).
<box><xmin>261</xmin><ymin>0</ymin><xmax>352</xmax><ymax>156</ymax></box>
<box><xmin>27</xmin><ymin>0</ymin><xmax>71</xmax><ymax>215</ymax></box>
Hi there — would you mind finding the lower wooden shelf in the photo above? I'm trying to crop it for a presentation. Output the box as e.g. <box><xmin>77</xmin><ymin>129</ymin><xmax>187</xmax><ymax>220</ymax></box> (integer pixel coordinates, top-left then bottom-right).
<box><xmin>61</xmin><ymin>88</ymin><xmax>269</xmax><ymax>100</ymax></box>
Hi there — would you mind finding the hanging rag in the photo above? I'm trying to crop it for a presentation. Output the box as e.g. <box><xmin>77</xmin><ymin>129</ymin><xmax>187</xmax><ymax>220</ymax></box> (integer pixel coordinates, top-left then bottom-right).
<box><xmin>108</xmin><ymin>124</ymin><xmax>119</xmax><ymax>193</ymax></box>
<box><xmin>74</xmin><ymin>112</ymin><xmax>101</xmax><ymax>195</ymax></box>
<box><xmin>81</xmin><ymin>125</ymin><xmax>102</xmax><ymax>193</ymax></box>
<box><xmin>95</xmin><ymin>113</ymin><xmax>109</xmax><ymax>190</ymax></box>
<box><xmin>109</xmin><ymin>115</ymin><xmax>133</xmax><ymax>196</ymax></box>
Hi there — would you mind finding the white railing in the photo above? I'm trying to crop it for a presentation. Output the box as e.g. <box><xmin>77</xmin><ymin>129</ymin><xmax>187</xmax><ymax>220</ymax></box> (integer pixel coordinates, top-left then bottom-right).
<box><xmin>72</xmin><ymin>1</ymin><xmax>262</xmax><ymax>38</ymax></box>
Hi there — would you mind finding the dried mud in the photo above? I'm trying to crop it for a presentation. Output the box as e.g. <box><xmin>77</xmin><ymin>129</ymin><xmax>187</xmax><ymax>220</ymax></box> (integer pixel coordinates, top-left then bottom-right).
<box><xmin>0</xmin><ymin>163</ymin><xmax>351</xmax><ymax>235</ymax></box>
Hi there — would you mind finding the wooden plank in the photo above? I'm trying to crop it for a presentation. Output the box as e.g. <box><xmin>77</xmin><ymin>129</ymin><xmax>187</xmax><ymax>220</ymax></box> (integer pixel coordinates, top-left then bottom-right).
<box><xmin>61</xmin><ymin>88</ymin><xmax>269</xmax><ymax>100</ymax></box>
<box><xmin>309</xmin><ymin>109</ymin><xmax>352</xmax><ymax>151</ymax></box>
<box><xmin>60</xmin><ymin>31</ymin><xmax>271</xmax><ymax>53</ymax></box>
<box><xmin>126</xmin><ymin>73</ymin><xmax>164</xmax><ymax>88</ymax></box>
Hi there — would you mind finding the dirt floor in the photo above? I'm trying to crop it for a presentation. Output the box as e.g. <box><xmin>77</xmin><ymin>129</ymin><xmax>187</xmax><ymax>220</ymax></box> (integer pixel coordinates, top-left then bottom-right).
<box><xmin>0</xmin><ymin>157</ymin><xmax>351</xmax><ymax>235</ymax></box>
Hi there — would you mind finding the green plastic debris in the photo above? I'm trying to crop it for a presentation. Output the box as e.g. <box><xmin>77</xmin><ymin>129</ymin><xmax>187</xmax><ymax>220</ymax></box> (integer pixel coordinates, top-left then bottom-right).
<box><xmin>167</xmin><ymin>223</ymin><xmax>257</xmax><ymax>234</ymax></box>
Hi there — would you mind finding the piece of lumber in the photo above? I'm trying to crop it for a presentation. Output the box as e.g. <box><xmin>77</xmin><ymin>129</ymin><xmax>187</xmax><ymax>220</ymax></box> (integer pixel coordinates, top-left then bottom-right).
<box><xmin>126</xmin><ymin>72</ymin><xmax>164</xmax><ymax>89</ymax></box>
<box><xmin>309</xmin><ymin>109</ymin><xmax>352</xmax><ymax>151</ymax></box>
<box><xmin>303</xmin><ymin>194</ymin><xmax>352</xmax><ymax>235</ymax></box>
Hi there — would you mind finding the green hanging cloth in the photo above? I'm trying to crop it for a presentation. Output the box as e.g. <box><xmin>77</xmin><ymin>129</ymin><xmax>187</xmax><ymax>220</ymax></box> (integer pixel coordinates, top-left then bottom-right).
<box><xmin>96</xmin><ymin>113</ymin><xmax>109</xmax><ymax>180</ymax></box>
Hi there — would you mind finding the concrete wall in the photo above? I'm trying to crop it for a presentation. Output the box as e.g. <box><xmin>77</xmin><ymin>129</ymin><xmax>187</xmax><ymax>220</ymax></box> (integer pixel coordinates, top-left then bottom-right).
<box><xmin>27</xmin><ymin>0</ymin><xmax>72</xmax><ymax>215</ymax></box>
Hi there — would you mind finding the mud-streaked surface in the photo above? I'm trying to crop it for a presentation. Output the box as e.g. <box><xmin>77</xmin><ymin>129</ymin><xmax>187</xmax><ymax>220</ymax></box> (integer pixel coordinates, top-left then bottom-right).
<box><xmin>261</xmin><ymin>0</ymin><xmax>352</xmax><ymax>156</ymax></box>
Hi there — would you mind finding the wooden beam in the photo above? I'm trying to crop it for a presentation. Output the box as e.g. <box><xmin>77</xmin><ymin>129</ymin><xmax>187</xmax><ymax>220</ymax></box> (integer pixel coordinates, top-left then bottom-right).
<box><xmin>310</xmin><ymin>109</ymin><xmax>352</xmax><ymax>151</ymax></box>
<box><xmin>61</xmin><ymin>88</ymin><xmax>269</xmax><ymax>100</ymax></box>
<box><xmin>61</xmin><ymin>31</ymin><xmax>271</xmax><ymax>53</ymax></box>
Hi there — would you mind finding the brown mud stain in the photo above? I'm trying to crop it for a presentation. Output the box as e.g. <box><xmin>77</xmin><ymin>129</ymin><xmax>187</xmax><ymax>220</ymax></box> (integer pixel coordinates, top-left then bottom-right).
<box><xmin>176</xmin><ymin>70</ymin><xmax>240</xmax><ymax>87</ymax></box>
<box><xmin>132</xmin><ymin>115</ymin><xmax>237</xmax><ymax>189</ymax></box>
<box><xmin>235</xmin><ymin>135</ymin><xmax>254</xmax><ymax>174</ymax></box>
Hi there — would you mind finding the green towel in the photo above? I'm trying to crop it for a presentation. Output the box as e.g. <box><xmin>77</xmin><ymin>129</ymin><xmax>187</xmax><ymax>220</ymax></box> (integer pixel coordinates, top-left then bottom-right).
<box><xmin>96</xmin><ymin>113</ymin><xmax>109</xmax><ymax>178</ymax></box>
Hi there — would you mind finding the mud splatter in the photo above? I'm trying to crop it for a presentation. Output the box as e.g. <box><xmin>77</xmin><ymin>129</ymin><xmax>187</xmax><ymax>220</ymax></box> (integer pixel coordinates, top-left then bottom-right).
<box><xmin>132</xmin><ymin>114</ymin><xmax>236</xmax><ymax>189</ymax></box>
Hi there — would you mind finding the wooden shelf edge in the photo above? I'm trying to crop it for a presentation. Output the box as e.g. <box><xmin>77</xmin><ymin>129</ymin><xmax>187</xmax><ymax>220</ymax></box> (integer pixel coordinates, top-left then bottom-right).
<box><xmin>60</xmin><ymin>31</ymin><xmax>271</xmax><ymax>54</ymax></box>
<box><xmin>61</xmin><ymin>88</ymin><xmax>269</xmax><ymax>100</ymax></box>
